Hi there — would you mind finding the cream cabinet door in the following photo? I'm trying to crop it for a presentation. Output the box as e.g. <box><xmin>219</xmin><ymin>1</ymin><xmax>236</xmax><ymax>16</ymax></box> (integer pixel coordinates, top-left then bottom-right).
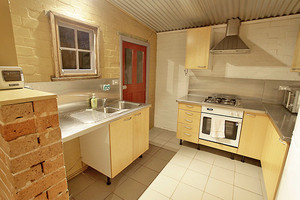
<box><xmin>185</xmin><ymin>26</ymin><xmax>212</xmax><ymax>69</ymax></box>
<box><xmin>110</xmin><ymin>115</ymin><xmax>133</xmax><ymax>178</ymax></box>
<box><xmin>261</xmin><ymin>121</ymin><xmax>289</xmax><ymax>200</ymax></box>
<box><xmin>133</xmin><ymin>108</ymin><xmax>149</xmax><ymax>160</ymax></box>
<box><xmin>238</xmin><ymin>112</ymin><xmax>268</xmax><ymax>160</ymax></box>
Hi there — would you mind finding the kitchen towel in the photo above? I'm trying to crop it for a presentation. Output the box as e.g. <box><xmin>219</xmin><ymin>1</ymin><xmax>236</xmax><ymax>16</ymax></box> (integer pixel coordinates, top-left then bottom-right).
<box><xmin>210</xmin><ymin>117</ymin><xmax>225</xmax><ymax>138</ymax></box>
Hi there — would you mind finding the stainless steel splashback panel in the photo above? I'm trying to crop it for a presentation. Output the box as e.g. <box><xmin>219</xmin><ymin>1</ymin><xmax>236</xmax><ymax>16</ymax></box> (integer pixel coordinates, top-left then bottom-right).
<box><xmin>188</xmin><ymin>76</ymin><xmax>300</xmax><ymax>104</ymax></box>
<box><xmin>26</xmin><ymin>79</ymin><xmax>120</xmax><ymax>105</ymax></box>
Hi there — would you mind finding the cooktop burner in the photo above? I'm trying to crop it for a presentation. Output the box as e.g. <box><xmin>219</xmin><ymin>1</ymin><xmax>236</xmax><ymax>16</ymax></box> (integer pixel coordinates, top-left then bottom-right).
<box><xmin>204</xmin><ymin>95</ymin><xmax>240</xmax><ymax>106</ymax></box>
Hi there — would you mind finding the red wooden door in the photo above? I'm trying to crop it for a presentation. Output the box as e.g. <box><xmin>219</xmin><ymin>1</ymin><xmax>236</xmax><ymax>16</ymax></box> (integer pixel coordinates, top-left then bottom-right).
<box><xmin>122</xmin><ymin>41</ymin><xmax>147</xmax><ymax>103</ymax></box>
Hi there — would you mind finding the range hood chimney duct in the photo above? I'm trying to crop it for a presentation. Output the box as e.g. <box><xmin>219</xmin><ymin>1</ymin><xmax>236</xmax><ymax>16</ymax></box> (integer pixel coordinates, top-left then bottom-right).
<box><xmin>210</xmin><ymin>18</ymin><xmax>250</xmax><ymax>54</ymax></box>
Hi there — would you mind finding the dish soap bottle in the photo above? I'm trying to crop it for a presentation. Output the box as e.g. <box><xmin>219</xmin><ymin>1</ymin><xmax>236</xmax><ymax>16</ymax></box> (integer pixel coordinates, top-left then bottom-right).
<box><xmin>90</xmin><ymin>93</ymin><xmax>97</xmax><ymax>109</ymax></box>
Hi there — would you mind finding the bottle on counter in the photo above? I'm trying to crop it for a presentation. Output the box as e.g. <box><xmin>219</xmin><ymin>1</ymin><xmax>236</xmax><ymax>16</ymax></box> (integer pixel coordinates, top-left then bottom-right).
<box><xmin>90</xmin><ymin>93</ymin><xmax>97</xmax><ymax>109</ymax></box>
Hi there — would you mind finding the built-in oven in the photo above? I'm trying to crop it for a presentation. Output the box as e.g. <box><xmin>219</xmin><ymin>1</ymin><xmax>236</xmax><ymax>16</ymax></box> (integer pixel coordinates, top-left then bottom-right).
<box><xmin>199</xmin><ymin>106</ymin><xmax>243</xmax><ymax>148</ymax></box>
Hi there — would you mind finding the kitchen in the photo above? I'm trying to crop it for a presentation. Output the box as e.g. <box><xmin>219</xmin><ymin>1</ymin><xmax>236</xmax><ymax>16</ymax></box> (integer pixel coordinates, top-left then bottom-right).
<box><xmin>0</xmin><ymin>0</ymin><xmax>300</xmax><ymax>200</ymax></box>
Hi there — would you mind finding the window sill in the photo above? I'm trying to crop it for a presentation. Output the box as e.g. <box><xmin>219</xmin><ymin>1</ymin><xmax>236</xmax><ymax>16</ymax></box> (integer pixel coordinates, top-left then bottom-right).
<box><xmin>51</xmin><ymin>75</ymin><xmax>101</xmax><ymax>81</ymax></box>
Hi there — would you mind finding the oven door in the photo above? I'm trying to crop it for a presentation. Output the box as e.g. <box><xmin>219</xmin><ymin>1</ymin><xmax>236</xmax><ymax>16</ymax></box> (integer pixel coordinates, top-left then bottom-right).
<box><xmin>199</xmin><ymin>113</ymin><xmax>242</xmax><ymax>147</ymax></box>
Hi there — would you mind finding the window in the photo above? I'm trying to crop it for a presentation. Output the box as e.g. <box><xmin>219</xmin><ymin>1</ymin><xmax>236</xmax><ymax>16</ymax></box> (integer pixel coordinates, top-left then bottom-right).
<box><xmin>49</xmin><ymin>11</ymin><xmax>99</xmax><ymax>79</ymax></box>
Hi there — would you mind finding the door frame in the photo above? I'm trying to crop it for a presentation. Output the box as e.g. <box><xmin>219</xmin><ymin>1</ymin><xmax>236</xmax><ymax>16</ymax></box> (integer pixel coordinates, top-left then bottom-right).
<box><xmin>119</xmin><ymin>35</ymin><xmax>150</xmax><ymax>103</ymax></box>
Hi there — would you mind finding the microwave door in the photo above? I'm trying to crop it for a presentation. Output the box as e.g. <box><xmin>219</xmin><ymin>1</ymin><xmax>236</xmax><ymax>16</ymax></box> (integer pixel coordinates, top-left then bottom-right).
<box><xmin>224</xmin><ymin>120</ymin><xmax>239</xmax><ymax>140</ymax></box>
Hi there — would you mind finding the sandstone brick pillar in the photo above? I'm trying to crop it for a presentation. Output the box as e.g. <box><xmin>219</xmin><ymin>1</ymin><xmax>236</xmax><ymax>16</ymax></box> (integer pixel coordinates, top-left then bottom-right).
<box><xmin>0</xmin><ymin>97</ymin><xmax>68</xmax><ymax>200</ymax></box>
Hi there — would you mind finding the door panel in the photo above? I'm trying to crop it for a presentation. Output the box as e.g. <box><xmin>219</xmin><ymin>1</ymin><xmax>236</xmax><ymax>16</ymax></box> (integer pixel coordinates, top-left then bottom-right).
<box><xmin>122</xmin><ymin>41</ymin><xmax>147</xmax><ymax>103</ymax></box>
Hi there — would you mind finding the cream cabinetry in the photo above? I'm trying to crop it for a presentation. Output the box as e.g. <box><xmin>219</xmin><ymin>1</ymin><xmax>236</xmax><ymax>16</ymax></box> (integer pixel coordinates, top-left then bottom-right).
<box><xmin>261</xmin><ymin>120</ymin><xmax>289</xmax><ymax>200</ymax></box>
<box><xmin>237</xmin><ymin>112</ymin><xmax>269</xmax><ymax>160</ymax></box>
<box><xmin>291</xmin><ymin>27</ymin><xmax>300</xmax><ymax>71</ymax></box>
<box><xmin>185</xmin><ymin>26</ymin><xmax>212</xmax><ymax>69</ymax></box>
<box><xmin>110</xmin><ymin>115</ymin><xmax>134</xmax><ymax>177</ymax></box>
<box><xmin>80</xmin><ymin>107</ymin><xmax>150</xmax><ymax>182</ymax></box>
<box><xmin>176</xmin><ymin>103</ymin><xmax>201</xmax><ymax>144</ymax></box>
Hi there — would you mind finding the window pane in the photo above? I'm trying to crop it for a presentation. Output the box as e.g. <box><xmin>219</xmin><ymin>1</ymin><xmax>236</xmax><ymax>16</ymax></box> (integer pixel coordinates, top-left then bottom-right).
<box><xmin>137</xmin><ymin>51</ymin><xmax>144</xmax><ymax>83</ymax></box>
<box><xmin>77</xmin><ymin>30</ymin><xmax>90</xmax><ymax>50</ymax></box>
<box><xmin>59</xmin><ymin>26</ymin><xmax>75</xmax><ymax>48</ymax></box>
<box><xmin>124</xmin><ymin>48</ymin><xmax>132</xmax><ymax>84</ymax></box>
<box><xmin>79</xmin><ymin>52</ymin><xmax>91</xmax><ymax>69</ymax></box>
<box><xmin>61</xmin><ymin>50</ymin><xmax>76</xmax><ymax>69</ymax></box>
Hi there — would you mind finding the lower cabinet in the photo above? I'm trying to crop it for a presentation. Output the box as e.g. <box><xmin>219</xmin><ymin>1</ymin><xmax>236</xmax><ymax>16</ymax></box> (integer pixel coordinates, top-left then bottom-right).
<box><xmin>80</xmin><ymin>107</ymin><xmax>150</xmax><ymax>179</ymax></box>
<box><xmin>261</xmin><ymin>120</ymin><xmax>289</xmax><ymax>200</ymax></box>
<box><xmin>176</xmin><ymin>103</ymin><xmax>201</xmax><ymax>144</ymax></box>
<box><xmin>237</xmin><ymin>112</ymin><xmax>269</xmax><ymax>160</ymax></box>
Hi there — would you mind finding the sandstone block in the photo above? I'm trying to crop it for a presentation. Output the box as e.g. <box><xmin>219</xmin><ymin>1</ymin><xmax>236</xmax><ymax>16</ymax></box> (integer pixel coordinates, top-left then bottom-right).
<box><xmin>10</xmin><ymin>142</ymin><xmax>63</xmax><ymax>173</ymax></box>
<box><xmin>47</xmin><ymin>179</ymin><xmax>68</xmax><ymax>199</ymax></box>
<box><xmin>33</xmin><ymin>99</ymin><xmax>58</xmax><ymax>117</ymax></box>
<box><xmin>0</xmin><ymin>102</ymin><xmax>33</xmax><ymax>124</ymax></box>
<box><xmin>2</xmin><ymin>119</ymin><xmax>36</xmax><ymax>142</ymax></box>
<box><xmin>35</xmin><ymin>114</ymin><xmax>59</xmax><ymax>133</ymax></box>
<box><xmin>13</xmin><ymin>164</ymin><xmax>43</xmax><ymax>190</ymax></box>
<box><xmin>16</xmin><ymin>167</ymin><xmax>66</xmax><ymax>200</ymax></box>
<box><xmin>42</xmin><ymin>154</ymin><xmax>65</xmax><ymax>175</ymax></box>
<box><xmin>39</xmin><ymin>127</ymin><xmax>61</xmax><ymax>146</ymax></box>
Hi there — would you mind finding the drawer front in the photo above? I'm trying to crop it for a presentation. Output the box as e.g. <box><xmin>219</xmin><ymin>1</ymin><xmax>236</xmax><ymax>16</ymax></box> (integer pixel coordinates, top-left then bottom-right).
<box><xmin>177</xmin><ymin>122</ymin><xmax>200</xmax><ymax>143</ymax></box>
<box><xmin>178</xmin><ymin>109</ymin><xmax>201</xmax><ymax>120</ymax></box>
<box><xmin>178</xmin><ymin>103</ymin><xmax>201</xmax><ymax>112</ymax></box>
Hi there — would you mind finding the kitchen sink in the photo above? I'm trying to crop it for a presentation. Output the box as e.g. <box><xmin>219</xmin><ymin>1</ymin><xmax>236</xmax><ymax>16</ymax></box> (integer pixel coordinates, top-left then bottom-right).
<box><xmin>70</xmin><ymin>109</ymin><xmax>106</xmax><ymax>124</ymax></box>
<box><xmin>97</xmin><ymin>107</ymin><xmax>120</xmax><ymax>114</ymax></box>
<box><xmin>110</xmin><ymin>101</ymin><xmax>141</xmax><ymax>109</ymax></box>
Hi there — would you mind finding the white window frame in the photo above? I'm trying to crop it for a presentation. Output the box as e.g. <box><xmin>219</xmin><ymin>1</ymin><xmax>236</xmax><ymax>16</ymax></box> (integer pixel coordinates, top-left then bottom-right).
<box><xmin>49</xmin><ymin>11</ymin><xmax>100</xmax><ymax>80</ymax></box>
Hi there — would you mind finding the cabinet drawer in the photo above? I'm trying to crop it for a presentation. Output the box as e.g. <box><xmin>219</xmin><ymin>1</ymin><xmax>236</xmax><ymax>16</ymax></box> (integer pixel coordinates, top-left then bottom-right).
<box><xmin>178</xmin><ymin>109</ymin><xmax>201</xmax><ymax>120</ymax></box>
<box><xmin>178</xmin><ymin>103</ymin><xmax>201</xmax><ymax>112</ymax></box>
<box><xmin>177</xmin><ymin>123</ymin><xmax>199</xmax><ymax>143</ymax></box>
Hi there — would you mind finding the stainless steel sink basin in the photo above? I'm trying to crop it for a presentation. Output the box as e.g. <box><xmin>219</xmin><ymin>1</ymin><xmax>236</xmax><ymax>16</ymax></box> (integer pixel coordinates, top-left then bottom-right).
<box><xmin>110</xmin><ymin>101</ymin><xmax>141</xmax><ymax>109</ymax></box>
<box><xmin>97</xmin><ymin>107</ymin><xmax>120</xmax><ymax>114</ymax></box>
<box><xmin>70</xmin><ymin>109</ymin><xmax>106</xmax><ymax>124</ymax></box>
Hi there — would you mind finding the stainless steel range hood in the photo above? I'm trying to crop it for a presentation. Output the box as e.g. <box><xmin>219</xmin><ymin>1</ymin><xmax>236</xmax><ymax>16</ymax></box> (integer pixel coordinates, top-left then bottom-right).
<box><xmin>210</xmin><ymin>19</ymin><xmax>250</xmax><ymax>54</ymax></box>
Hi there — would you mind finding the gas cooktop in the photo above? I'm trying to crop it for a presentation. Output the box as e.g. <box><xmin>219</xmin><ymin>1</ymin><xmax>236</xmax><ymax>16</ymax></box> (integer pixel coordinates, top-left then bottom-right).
<box><xmin>204</xmin><ymin>95</ymin><xmax>241</xmax><ymax>107</ymax></box>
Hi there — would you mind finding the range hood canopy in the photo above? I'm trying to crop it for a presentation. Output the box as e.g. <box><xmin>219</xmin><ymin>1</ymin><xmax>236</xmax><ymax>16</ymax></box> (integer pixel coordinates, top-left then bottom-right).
<box><xmin>210</xmin><ymin>18</ymin><xmax>250</xmax><ymax>54</ymax></box>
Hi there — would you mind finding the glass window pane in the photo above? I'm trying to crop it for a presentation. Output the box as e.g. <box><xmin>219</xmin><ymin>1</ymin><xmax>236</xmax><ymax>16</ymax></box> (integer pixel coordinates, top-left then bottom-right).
<box><xmin>61</xmin><ymin>50</ymin><xmax>76</xmax><ymax>69</ymax></box>
<box><xmin>137</xmin><ymin>51</ymin><xmax>143</xmax><ymax>83</ymax></box>
<box><xmin>59</xmin><ymin>26</ymin><xmax>75</xmax><ymax>48</ymax></box>
<box><xmin>77</xmin><ymin>30</ymin><xmax>90</xmax><ymax>50</ymax></box>
<box><xmin>79</xmin><ymin>52</ymin><xmax>91</xmax><ymax>69</ymax></box>
<box><xmin>125</xmin><ymin>48</ymin><xmax>132</xmax><ymax>84</ymax></box>
<box><xmin>202</xmin><ymin>117</ymin><xmax>211</xmax><ymax>135</ymax></box>
<box><xmin>224</xmin><ymin>120</ymin><xmax>238</xmax><ymax>140</ymax></box>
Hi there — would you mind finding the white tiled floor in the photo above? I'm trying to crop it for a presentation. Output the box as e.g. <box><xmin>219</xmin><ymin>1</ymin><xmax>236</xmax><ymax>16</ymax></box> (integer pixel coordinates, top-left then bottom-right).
<box><xmin>68</xmin><ymin>127</ymin><xmax>267</xmax><ymax>200</ymax></box>
<box><xmin>140</xmin><ymin>127</ymin><xmax>268</xmax><ymax>200</ymax></box>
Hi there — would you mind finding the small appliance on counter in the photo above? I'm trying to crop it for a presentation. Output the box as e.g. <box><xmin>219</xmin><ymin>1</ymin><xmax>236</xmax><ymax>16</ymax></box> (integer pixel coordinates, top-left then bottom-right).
<box><xmin>0</xmin><ymin>66</ymin><xmax>24</xmax><ymax>90</ymax></box>
<box><xmin>282</xmin><ymin>86</ymin><xmax>300</xmax><ymax>114</ymax></box>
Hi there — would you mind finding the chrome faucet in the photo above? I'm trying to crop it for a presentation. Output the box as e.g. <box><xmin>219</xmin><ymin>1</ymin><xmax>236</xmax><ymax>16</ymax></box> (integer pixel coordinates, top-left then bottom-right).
<box><xmin>103</xmin><ymin>98</ymin><xmax>107</xmax><ymax>107</ymax></box>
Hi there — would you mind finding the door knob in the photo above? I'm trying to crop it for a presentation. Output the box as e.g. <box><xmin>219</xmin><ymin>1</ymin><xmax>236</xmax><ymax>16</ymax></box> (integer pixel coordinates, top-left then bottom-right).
<box><xmin>122</xmin><ymin>85</ymin><xmax>127</xmax><ymax>90</ymax></box>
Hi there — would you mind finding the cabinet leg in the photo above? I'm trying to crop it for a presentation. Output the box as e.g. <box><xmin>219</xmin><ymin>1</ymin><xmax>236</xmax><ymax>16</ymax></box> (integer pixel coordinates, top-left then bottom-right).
<box><xmin>241</xmin><ymin>156</ymin><xmax>245</xmax><ymax>163</ymax></box>
<box><xmin>197</xmin><ymin>144</ymin><xmax>200</xmax><ymax>150</ymax></box>
<box><xmin>230</xmin><ymin>153</ymin><xmax>235</xmax><ymax>160</ymax></box>
<box><xmin>139</xmin><ymin>155</ymin><xmax>143</xmax><ymax>158</ymax></box>
<box><xmin>180</xmin><ymin>139</ymin><xmax>183</xmax><ymax>145</ymax></box>
<box><xmin>106</xmin><ymin>177</ymin><xmax>111</xmax><ymax>185</ymax></box>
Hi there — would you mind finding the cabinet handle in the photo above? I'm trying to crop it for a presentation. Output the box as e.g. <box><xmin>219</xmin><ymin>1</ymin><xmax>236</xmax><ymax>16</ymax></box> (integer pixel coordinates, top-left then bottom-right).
<box><xmin>278</xmin><ymin>138</ymin><xmax>286</xmax><ymax>145</ymax></box>
<box><xmin>124</xmin><ymin>117</ymin><xmax>132</xmax><ymax>121</ymax></box>
<box><xmin>185</xmin><ymin>112</ymin><xmax>193</xmax><ymax>116</ymax></box>
<box><xmin>186</xmin><ymin>105</ymin><xmax>193</xmax><ymax>108</ymax></box>
<box><xmin>134</xmin><ymin>113</ymin><xmax>141</xmax><ymax>116</ymax></box>
<box><xmin>184</xmin><ymin>119</ymin><xmax>193</xmax><ymax>123</ymax></box>
<box><xmin>184</xmin><ymin>132</ymin><xmax>191</xmax><ymax>136</ymax></box>
<box><xmin>184</xmin><ymin>126</ymin><xmax>192</xmax><ymax>130</ymax></box>
<box><xmin>246</xmin><ymin>113</ymin><xmax>256</xmax><ymax>117</ymax></box>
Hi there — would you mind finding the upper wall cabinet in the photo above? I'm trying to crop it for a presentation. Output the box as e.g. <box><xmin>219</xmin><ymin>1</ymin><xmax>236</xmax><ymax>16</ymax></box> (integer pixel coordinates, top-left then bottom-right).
<box><xmin>291</xmin><ymin>27</ymin><xmax>300</xmax><ymax>72</ymax></box>
<box><xmin>185</xmin><ymin>26</ymin><xmax>212</xmax><ymax>69</ymax></box>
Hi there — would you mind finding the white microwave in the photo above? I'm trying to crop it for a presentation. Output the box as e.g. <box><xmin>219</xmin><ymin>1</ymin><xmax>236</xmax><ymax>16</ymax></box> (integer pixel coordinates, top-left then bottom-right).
<box><xmin>0</xmin><ymin>66</ymin><xmax>24</xmax><ymax>90</ymax></box>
